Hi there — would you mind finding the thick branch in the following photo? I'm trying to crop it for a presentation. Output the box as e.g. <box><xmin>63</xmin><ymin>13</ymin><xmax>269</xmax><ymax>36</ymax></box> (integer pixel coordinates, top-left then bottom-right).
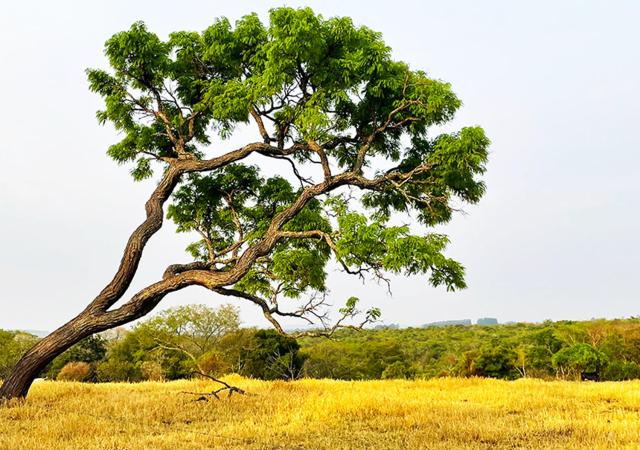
<box><xmin>87</xmin><ymin>142</ymin><xmax>279</xmax><ymax>313</ymax></box>
<box><xmin>98</xmin><ymin>160</ymin><xmax>436</xmax><ymax>327</ymax></box>
<box><xmin>250</xmin><ymin>107</ymin><xmax>271</xmax><ymax>143</ymax></box>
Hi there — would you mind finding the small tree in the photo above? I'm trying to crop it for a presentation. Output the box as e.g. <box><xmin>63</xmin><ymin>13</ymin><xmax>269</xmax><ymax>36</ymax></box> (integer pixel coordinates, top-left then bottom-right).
<box><xmin>239</xmin><ymin>330</ymin><xmax>305</xmax><ymax>380</ymax></box>
<box><xmin>552</xmin><ymin>344</ymin><xmax>608</xmax><ymax>380</ymax></box>
<box><xmin>469</xmin><ymin>345</ymin><xmax>519</xmax><ymax>380</ymax></box>
<box><xmin>136</xmin><ymin>304</ymin><xmax>240</xmax><ymax>375</ymax></box>
<box><xmin>1</xmin><ymin>7</ymin><xmax>489</xmax><ymax>401</ymax></box>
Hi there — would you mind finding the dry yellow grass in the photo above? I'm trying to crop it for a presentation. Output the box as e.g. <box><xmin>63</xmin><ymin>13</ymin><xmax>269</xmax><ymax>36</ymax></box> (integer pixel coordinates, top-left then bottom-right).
<box><xmin>1</xmin><ymin>376</ymin><xmax>639</xmax><ymax>449</ymax></box>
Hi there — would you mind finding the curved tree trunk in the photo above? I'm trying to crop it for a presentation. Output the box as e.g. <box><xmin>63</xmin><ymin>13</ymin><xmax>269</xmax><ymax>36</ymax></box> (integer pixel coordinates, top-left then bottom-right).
<box><xmin>0</xmin><ymin>164</ymin><xmax>186</xmax><ymax>404</ymax></box>
<box><xmin>0</xmin><ymin>144</ymin><xmax>339</xmax><ymax>403</ymax></box>
<box><xmin>0</xmin><ymin>313</ymin><xmax>101</xmax><ymax>401</ymax></box>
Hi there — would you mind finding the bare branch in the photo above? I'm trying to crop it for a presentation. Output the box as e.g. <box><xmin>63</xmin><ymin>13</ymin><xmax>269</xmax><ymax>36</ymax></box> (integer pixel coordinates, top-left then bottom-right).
<box><xmin>182</xmin><ymin>371</ymin><xmax>248</xmax><ymax>400</ymax></box>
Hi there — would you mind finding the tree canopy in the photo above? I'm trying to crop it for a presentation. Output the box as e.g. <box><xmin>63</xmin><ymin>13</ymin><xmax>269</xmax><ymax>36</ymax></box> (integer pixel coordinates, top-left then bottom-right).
<box><xmin>85</xmin><ymin>6</ymin><xmax>489</xmax><ymax>333</ymax></box>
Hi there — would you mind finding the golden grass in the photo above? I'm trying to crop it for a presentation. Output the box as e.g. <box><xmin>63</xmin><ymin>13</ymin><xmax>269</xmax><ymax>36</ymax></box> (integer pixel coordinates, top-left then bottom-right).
<box><xmin>1</xmin><ymin>376</ymin><xmax>639</xmax><ymax>449</ymax></box>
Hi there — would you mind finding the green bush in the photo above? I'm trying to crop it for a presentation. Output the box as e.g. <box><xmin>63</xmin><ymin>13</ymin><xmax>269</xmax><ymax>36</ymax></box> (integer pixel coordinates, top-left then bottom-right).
<box><xmin>381</xmin><ymin>361</ymin><xmax>414</xmax><ymax>379</ymax></box>
<box><xmin>602</xmin><ymin>361</ymin><xmax>640</xmax><ymax>381</ymax></box>
<box><xmin>552</xmin><ymin>344</ymin><xmax>608</xmax><ymax>380</ymax></box>
<box><xmin>96</xmin><ymin>359</ymin><xmax>141</xmax><ymax>382</ymax></box>
<box><xmin>239</xmin><ymin>330</ymin><xmax>305</xmax><ymax>380</ymax></box>
<box><xmin>470</xmin><ymin>345</ymin><xmax>519</xmax><ymax>380</ymax></box>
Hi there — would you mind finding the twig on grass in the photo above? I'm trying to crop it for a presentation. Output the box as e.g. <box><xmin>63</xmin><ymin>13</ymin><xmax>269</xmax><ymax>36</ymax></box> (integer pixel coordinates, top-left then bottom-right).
<box><xmin>180</xmin><ymin>371</ymin><xmax>249</xmax><ymax>401</ymax></box>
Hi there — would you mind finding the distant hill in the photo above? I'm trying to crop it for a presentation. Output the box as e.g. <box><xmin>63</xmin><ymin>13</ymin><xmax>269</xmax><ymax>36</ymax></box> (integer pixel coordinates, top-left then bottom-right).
<box><xmin>420</xmin><ymin>318</ymin><xmax>500</xmax><ymax>328</ymax></box>
<box><xmin>21</xmin><ymin>330</ymin><xmax>49</xmax><ymax>338</ymax></box>
<box><xmin>477</xmin><ymin>318</ymin><xmax>499</xmax><ymax>326</ymax></box>
<box><xmin>421</xmin><ymin>319</ymin><xmax>472</xmax><ymax>328</ymax></box>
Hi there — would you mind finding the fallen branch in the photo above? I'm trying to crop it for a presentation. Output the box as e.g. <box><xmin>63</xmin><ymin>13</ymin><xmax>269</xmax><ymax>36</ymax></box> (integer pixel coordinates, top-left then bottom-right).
<box><xmin>181</xmin><ymin>371</ymin><xmax>248</xmax><ymax>401</ymax></box>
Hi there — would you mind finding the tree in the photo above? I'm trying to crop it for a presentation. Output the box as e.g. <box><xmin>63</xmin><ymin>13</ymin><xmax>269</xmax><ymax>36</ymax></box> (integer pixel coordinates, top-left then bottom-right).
<box><xmin>470</xmin><ymin>344</ymin><xmax>519</xmax><ymax>380</ymax></box>
<box><xmin>552</xmin><ymin>343</ymin><xmax>608</xmax><ymax>380</ymax></box>
<box><xmin>135</xmin><ymin>304</ymin><xmax>240</xmax><ymax>375</ymax></box>
<box><xmin>238</xmin><ymin>330</ymin><xmax>305</xmax><ymax>380</ymax></box>
<box><xmin>0</xmin><ymin>7</ymin><xmax>489</xmax><ymax>401</ymax></box>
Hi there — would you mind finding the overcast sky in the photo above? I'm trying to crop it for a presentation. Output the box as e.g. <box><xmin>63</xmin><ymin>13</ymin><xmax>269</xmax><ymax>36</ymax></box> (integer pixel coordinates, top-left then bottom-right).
<box><xmin>1</xmin><ymin>0</ymin><xmax>639</xmax><ymax>331</ymax></box>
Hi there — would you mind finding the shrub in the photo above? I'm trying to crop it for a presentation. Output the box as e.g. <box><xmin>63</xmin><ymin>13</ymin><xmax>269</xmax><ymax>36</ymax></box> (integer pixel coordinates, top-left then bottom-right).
<box><xmin>470</xmin><ymin>345</ymin><xmax>519</xmax><ymax>380</ymax></box>
<box><xmin>381</xmin><ymin>361</ymin><xmax>413</xmax><ymax>379</ymax></box>
<box><xmin>602</xmin><ymin>361</ymin><xmax>640</xmax><ymax>381</ymax></box>
<box><xmin>239</xmin><ymin>330</ymin><xmax>305</xmax><ymax>380</ymax></box>
<box><xmin>140</xmin><ymin>361</ymin><xmax>165</xmax><ymax>381</ymax></box>
<box><xmin>552</xmin><ymin>344</ymin><xmax>608</xmax><ymax>380</ymax></box>
<box><xmin>45</xmin><ymin>335</ymin><xmax>107</xmax><ymax>379</ymax></box>
<box><xmin>57</xmin><ymin>362</ymin><xmax>91</xmax><ymax>382</ymax></box>
<box><xmin>96</xmin><ymin>359</ymin><xmax>141</xmax><ymax>382</ymax></box>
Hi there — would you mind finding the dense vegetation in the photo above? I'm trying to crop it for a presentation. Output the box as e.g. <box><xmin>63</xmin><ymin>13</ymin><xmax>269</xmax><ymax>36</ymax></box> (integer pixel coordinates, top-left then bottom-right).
<box><xmin>0</xmin><ymin>331</ymin><xmax>39</xmax><ymax>380</ymax></box>
<box><xmin>3</xmin><ymin>306</ymin><xmax>640</xmax><ymax>383</ymax></box>
<box><xmin>301</xmin><ymin>319</ymin><xmax>640</xmax><ymax>381</ymax></box>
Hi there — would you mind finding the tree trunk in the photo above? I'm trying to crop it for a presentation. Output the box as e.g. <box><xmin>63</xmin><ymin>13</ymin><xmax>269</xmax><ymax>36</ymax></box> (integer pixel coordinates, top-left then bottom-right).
<box><xmin>0</xmin><ymin>313</ymin><xmax>99</xmax><ymax>402</ymax></box>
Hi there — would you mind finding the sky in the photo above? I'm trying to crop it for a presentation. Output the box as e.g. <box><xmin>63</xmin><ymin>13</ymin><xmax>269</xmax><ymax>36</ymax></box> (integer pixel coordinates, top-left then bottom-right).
<box><xmin>1</xmin><ymin>0</ymin><xmax>639</xmax><ymax>331</ymax></box>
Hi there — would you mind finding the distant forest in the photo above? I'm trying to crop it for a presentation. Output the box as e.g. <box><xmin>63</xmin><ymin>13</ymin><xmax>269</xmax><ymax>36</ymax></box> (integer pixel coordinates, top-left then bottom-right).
<box><xmin>2</xmin><ymin>311</ymin><xmax>640</xmax><ymax>383</ymax></box>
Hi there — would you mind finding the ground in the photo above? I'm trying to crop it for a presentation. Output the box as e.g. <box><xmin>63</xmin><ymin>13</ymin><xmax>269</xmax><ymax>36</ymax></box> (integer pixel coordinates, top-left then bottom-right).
<box><xmin>1</xmin><ymin>377</ymin><xmax>639</xmax><ymax>449</ymax></box>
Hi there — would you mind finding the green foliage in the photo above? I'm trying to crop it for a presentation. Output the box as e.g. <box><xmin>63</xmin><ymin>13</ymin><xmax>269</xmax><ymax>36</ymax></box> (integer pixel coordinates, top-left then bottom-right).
<box><xmin>0</xmin><ymin>331</ymin><xmax>39</xmax><ymax>379</ymax></box>
<box><xmin>300</xmin><ymin>318</ymin><xmax>640</xmax><ymax>381</ymax></box>
<box><xmin>302</xmin><ymin>339</ymin><xmax>404</xmax><ymax>380</ymax></box>
<box><xmin>84</xmin><ymin>7</ymin><xmax>493</xmax><ymax>328</ymax></box>
<box><xmin>469</xmin><ymin>344</ymin><xmax>519</xmax><ymax>380</ymax></box>
<box><xmin>96</xmin><ymin>304</ymin><xmax>241</xmax><ymax>381</ymax></box>
<box><xmin>96</xmin><ymin>358</ymin><xmax>141</xmax><ymax>382</ymax></box>
<box><xmin>602</xmin><ymin>361</ymin><xmax>640</xmax><ymax>381</ymax></box>
<box><xmin>4</xmin><ymin>318</ymin><xmax>640</xmax><ymax>384</ymax></box>
<box><xmin>328</xmin><ymin>200</ymin><xmax>466</xmax><ymax>291</ymax></box>
<box><xmin>361</xmin><ymin>126</ymin><xmax>489</xmax><ymax>226</ymax></box>
<box><xmin>44</xmin><ymin>335</ymin><xmax>107</xmax><ymax>380</ymax></box>
<box><xmin>381</xmin><ymin>361</ymin><xmax>414</xmax><ymax>379</ymax></box>
<box><xmin>552</xmin><ymin>344</ymin><xmax>608</xmax><ymax>379</ymax></box>
<box><xmin>238</xmin><ymin>329</ymin><xmax>306</xmax><ymax>380</ymax></box>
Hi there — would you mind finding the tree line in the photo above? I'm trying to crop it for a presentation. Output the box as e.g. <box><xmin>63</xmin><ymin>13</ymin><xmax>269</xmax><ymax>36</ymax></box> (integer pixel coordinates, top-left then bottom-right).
<box><xmin>301</xmin><ymin>318</ymin><xmax>640</xmax><ymax>381</ymax></box>
<box><xmin>3</xmin><ymin>305</ymin><xmax>639</xmax><ymax>383</ymax></box>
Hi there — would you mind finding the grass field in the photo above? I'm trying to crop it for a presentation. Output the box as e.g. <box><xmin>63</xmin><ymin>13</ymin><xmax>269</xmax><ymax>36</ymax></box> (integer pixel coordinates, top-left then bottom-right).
<box><xmin>1</xmin><ymin>377</ymin><xmax>639</xmax><ymax>449</ymax></box>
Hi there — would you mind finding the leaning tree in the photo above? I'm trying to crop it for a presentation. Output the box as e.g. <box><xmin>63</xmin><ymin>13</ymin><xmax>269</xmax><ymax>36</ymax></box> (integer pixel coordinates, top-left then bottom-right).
<box><xmin>0</xmin><ymin>7</ymin><xmax>489</xmax><ymax>401</ymax></box>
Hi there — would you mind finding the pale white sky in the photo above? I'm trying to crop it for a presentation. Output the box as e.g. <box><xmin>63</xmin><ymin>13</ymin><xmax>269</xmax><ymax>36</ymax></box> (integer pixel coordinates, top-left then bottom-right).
<box><xmin>1</xmin><ymin>0</ymin><xmax>639</xmax><ymax>331</ymax></box>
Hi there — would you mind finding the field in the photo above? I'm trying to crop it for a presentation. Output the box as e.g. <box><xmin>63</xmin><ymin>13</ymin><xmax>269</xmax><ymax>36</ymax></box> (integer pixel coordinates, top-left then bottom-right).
<box><xmin>1</xmin><ymin>377</ymin><xmax>640</xmax><ymax>449</ymax></box>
